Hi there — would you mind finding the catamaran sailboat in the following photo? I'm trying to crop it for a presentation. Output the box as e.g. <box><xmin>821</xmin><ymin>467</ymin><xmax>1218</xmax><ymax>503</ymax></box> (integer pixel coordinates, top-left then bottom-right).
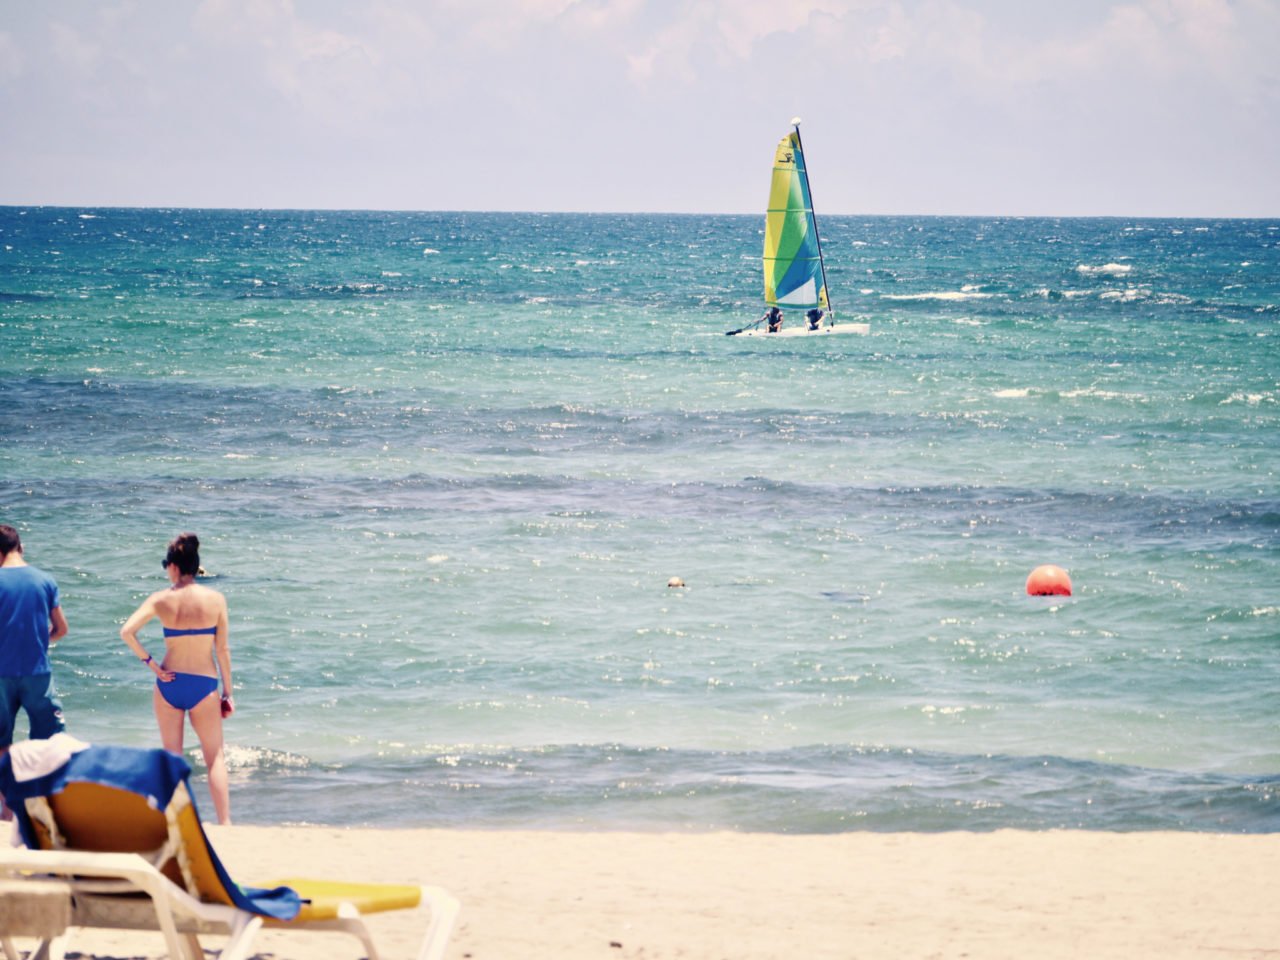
<box><xmin>728</xmin><ymin>118</ymin><xmax>869</xmax><ymax>337</ymax></box>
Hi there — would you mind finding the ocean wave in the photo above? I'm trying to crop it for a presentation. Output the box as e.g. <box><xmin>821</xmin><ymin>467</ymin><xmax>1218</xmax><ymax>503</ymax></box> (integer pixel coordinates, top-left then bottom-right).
<box><xmin>1076</xmin><ymin>263</ymin><xmax>1132</xmax><ymax>276</ymax></box>
<box><xmin>1030</xmin><ymin>288</ymin><xmax>1091</xmax><ymax>300</ymax></box>
<box><xmin>1058</xmin><ymin>386</ymin><xmax>1148</xmax><ymax>402</ymax></box>
<box><xmin>1099</xmin><ymin>287</ymin><xmax>1149</xmax><ymax>302</ymax></box>
<box><xmin>223</xmin><ymin>744</ymin><xmax>316</xmax><ymax>774</ymax></box>
<box><xmin>1220</xmin><ymin>391</ymin><xmax>1276</xmax><ymax>406</ymax></box>
<box><xmin>881</xmin><ymin>290</ymin><xmax>994</xmax><ymax>301</ymax></box>
<box><xmin>220</xmin><ymin>742</ymin><xmax>1280</xmax><ymax>832</ymax></box>
<box><xmin>7</xmin><ymin>466</ymin><xmax>1275</xmax><ymax>552</ymax></box>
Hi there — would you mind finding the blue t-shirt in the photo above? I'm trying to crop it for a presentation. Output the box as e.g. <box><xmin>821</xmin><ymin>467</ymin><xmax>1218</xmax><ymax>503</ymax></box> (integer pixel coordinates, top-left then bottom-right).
<box><xmin>0</xmin><ymin>565</ymin><xmax>60</xmax><ymax>676</ymax></box>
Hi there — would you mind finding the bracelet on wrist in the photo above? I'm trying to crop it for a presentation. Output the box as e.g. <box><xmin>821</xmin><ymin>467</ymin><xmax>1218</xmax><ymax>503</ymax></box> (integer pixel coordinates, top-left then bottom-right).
<box><xmin>142</xmin><ymin>654</ymin><xmax>153</xmax><ymax>666</ymax></box>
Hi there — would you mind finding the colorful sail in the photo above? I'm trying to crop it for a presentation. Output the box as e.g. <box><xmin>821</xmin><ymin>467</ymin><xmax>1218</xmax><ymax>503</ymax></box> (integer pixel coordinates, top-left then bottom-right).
<box><xmin>763</xmin><ymin>131</ymin><xmax>830</xmax><ymax>310</ymax></box>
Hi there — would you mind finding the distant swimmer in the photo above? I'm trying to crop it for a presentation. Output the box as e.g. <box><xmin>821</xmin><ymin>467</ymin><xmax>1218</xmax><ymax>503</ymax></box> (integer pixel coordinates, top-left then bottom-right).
<box><xmin>806</xmin><ymin>308</ymin><xmax>824</xmax><ymax>331</ymax></box>
<box><xmin>765</xmin><ymin>306</ymin><xmax>783</xmax><ymax>333</ymax></box>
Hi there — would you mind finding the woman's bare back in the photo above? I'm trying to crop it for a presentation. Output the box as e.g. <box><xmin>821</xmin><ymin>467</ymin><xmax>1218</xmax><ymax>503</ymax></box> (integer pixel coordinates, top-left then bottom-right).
<box><xmin>153</xmin><ymin>583</ymin><xmax>227</xmax><ymax>674</ymax></box>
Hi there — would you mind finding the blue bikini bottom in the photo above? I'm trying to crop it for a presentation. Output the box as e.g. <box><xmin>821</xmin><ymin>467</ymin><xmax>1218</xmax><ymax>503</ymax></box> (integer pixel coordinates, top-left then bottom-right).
<box><xmin>157</xmin><ymin>673</ymin><xmax>219</xmax><ymax>711</ymax></box>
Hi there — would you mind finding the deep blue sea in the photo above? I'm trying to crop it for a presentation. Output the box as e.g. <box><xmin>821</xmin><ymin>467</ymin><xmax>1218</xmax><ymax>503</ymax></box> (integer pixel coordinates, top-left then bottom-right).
<box><xmin>1</xmin><ymin>207</ymin><xmax>1277</xmax><ymax>832</ymax></box>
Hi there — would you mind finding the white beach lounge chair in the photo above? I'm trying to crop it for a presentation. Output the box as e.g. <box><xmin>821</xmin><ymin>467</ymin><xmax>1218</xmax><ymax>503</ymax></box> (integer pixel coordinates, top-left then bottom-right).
<box><xmin>0</xmin><ymin>743</ymin><xmax>459</xmax><ymax>960</ymax></box>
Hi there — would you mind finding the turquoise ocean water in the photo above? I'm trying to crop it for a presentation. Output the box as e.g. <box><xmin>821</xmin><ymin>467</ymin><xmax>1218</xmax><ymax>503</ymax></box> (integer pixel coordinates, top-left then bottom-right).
<box><xmin>1</xmin><ymin>207</ymin><xmax>1277</xmax><ymax>832</ymax></box>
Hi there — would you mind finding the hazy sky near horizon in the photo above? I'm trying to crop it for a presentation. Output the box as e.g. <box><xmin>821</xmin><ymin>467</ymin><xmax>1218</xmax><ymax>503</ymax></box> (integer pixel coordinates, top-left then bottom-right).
<box><xmin>2</xmin><ymin>0</ymin><xmax>1278</xmax><ymax>216</ymax></box>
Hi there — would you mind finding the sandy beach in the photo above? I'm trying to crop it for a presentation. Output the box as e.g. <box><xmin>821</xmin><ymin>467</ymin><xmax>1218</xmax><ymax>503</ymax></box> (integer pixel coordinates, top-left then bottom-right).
<box><xmin>6</xmin><ymin>826</ymin><xmax>1279</xmax><ymax>959</ymax></box>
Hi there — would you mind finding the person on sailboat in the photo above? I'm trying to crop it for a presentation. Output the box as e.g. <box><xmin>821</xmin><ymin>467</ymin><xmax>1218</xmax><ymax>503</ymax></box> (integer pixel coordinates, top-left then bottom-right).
<box><xmin>764</xmin><ymin>306</ymin><xmax>783</xmax><ymax>333</ymax></box>
<box><xmin>806</xmin><ymin>308</ymin><xmax>824</xmax><ymax>331</ymax></box>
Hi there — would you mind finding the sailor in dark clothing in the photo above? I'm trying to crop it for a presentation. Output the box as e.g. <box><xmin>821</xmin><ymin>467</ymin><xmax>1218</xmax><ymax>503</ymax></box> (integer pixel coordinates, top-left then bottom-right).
<box><xmin>806</xmin><ymin>308</ymin><xmax>824</xmax><ymax>331</ymax></box>
<box><xmin>764</xmin><ymin>306</ymin><xmax>784</xmax><ymax>333</ymax></box>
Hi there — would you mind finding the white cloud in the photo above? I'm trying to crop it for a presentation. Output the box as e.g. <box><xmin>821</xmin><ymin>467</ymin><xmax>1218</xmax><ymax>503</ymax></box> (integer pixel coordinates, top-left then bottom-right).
<box><xmin>190</xmin><ymin>0</ymin><xmax>394</xmax><ymax>119</ymax></box>
<box><xmin>712</xmin><ymin>0</ymin><xmax>833</xmax><ymax>59</ymax></box>
<box><xmin>867</xmin><ymin>5</ymin><xmax>912</xmax><ymax>63</ymax></box>
<box><xmin>48</xmin><ymin>20</ymin><xmax>103</xmax><ymax>74</ymax></box>
<box><xmin>626</xmin><ymin>6</ymin><xmax>713</xmax><ymax>85</ymax></box>
<box><xmin>561</xmin><ymin>0</ymin><xmax>645</xmax><ymax>33</ymax></box>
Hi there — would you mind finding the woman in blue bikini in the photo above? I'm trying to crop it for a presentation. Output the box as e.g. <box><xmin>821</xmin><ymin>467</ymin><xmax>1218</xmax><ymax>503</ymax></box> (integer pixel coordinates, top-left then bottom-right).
<box><xmin>121</xmin><ymin>532</ymin><xmax>235</xmax><ymax>824</ymax></box>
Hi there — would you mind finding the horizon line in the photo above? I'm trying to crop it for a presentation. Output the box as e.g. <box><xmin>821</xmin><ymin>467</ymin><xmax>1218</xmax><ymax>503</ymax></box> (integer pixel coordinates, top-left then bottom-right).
<box><xmin>2</xmin><ymin>203</ymin><xmax>1278</xmax><ymax>221</ymax></box>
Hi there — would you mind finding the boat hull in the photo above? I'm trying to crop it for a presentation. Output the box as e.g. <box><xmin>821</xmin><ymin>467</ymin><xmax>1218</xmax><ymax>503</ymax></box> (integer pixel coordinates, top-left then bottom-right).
<box><xmin>734</xmin><ymin>322</ymin><xmax>869</xmax><ymax>338</ymax></box>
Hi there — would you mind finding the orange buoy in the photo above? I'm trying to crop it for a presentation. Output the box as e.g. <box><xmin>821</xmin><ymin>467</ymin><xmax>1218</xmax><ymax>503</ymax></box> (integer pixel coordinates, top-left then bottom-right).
<box><xmin>1026</xmin><ymin>564</ymin><xmax>1072</xmax><ymax>596</ymax></box>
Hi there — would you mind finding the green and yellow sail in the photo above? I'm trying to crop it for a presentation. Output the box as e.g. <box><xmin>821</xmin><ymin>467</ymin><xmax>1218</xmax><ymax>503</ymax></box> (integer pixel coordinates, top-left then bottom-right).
<box><xmin>763</xmin><ymin>128</ymin><xmax>830</xmax><ymax>310</ymax></box>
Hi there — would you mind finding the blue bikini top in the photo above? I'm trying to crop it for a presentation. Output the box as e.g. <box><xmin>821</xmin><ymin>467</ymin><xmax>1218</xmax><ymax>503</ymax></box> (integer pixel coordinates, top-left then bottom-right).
<box><xmin>163</xmin><ymin>626</ymin><xmax>218</xmax><ymax>638</ymax></box>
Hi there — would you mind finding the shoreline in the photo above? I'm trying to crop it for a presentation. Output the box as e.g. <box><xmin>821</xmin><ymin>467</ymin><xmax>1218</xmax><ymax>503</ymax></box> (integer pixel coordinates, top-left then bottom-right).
<box><xmin>7</xmin><ymin>826</ymin><xmax>1279</xmax><ymax>959</ymax></box>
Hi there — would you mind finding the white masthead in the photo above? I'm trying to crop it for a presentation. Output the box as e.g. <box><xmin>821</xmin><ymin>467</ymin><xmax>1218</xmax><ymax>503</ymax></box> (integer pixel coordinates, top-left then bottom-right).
<box><xmin>790</xmin><ymin>116</ymin><xmax>803</xmax><ymax>126</ymax></box>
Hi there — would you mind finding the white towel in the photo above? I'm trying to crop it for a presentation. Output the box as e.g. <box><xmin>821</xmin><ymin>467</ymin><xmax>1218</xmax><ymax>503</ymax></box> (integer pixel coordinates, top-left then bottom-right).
<box><xmin>6</xmin><ymin>733</ymin><xmax>91</xmax><ymax>782</ymax></box>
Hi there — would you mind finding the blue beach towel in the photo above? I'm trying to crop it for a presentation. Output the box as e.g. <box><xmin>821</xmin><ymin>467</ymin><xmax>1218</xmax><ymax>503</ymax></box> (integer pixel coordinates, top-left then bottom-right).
<box><xmin>0</xmin><ymin>742</ymin><xmax>302</xmax><ymax>921</ymax></box>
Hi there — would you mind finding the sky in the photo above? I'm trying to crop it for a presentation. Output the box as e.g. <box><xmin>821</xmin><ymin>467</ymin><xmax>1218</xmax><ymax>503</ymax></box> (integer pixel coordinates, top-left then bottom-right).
<box><xmin>2</xmin><ymin>0</ymin><xmax>1278</xmax><ymax>216</ymax></box>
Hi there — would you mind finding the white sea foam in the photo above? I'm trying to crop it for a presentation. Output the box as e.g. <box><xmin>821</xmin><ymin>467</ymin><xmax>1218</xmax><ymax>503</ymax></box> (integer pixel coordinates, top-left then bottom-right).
<box><xmin>882</xmin><ymin>290</ymin><xmax>993</xmax><ymax>301</ymax></box>
<box><xmin>1031</xmin><ymin>288</ymin><xmax>1088</xmax><ymax>299</ymax></box>
<box><xmin>1061</xmin><ymin>387</ymin><xmax>1145</xmax><ymax>402</ymax></box>
<box><xmin>1099</xmin><ymin>288</ymin><xmax>1147</xmax><ymax>302</ymax></box>
<box><xmin>224</xmin><ymin>745</ymin><xmax>310</xmax><ymax>771</ymax></box>
<box><xmin>992</xmin><ymin>388</ymin><xmax>1031</xmax><ymax>398</ymax></box>
<box><xmin>423</xmin><ymin>247</ymin><xmax>440</xmax><ymax>255</ymax></box>
<box><xmin>1076</xmin><ymin>263</ymin><xmax>1132</xmax><ymax>276</ymax></box>
<box><xmin>1221</xmin><ymin>392</ymin><xmax>1271</xmax><ymax>406</ymax></box>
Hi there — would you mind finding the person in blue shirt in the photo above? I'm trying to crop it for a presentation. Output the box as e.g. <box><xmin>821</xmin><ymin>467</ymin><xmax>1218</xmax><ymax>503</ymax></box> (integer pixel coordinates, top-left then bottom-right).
<box><xmin>0</xmin><ymin>525</ymin><xmax>69</xmax><ymax>771</ymax></box>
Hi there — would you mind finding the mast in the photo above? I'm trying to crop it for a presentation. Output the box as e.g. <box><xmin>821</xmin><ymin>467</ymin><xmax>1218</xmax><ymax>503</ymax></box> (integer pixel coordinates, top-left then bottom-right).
<box><xmin>790</xmin><ymin>117</ymin><xmax>833</xmax><ymax>324</ymax></box>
